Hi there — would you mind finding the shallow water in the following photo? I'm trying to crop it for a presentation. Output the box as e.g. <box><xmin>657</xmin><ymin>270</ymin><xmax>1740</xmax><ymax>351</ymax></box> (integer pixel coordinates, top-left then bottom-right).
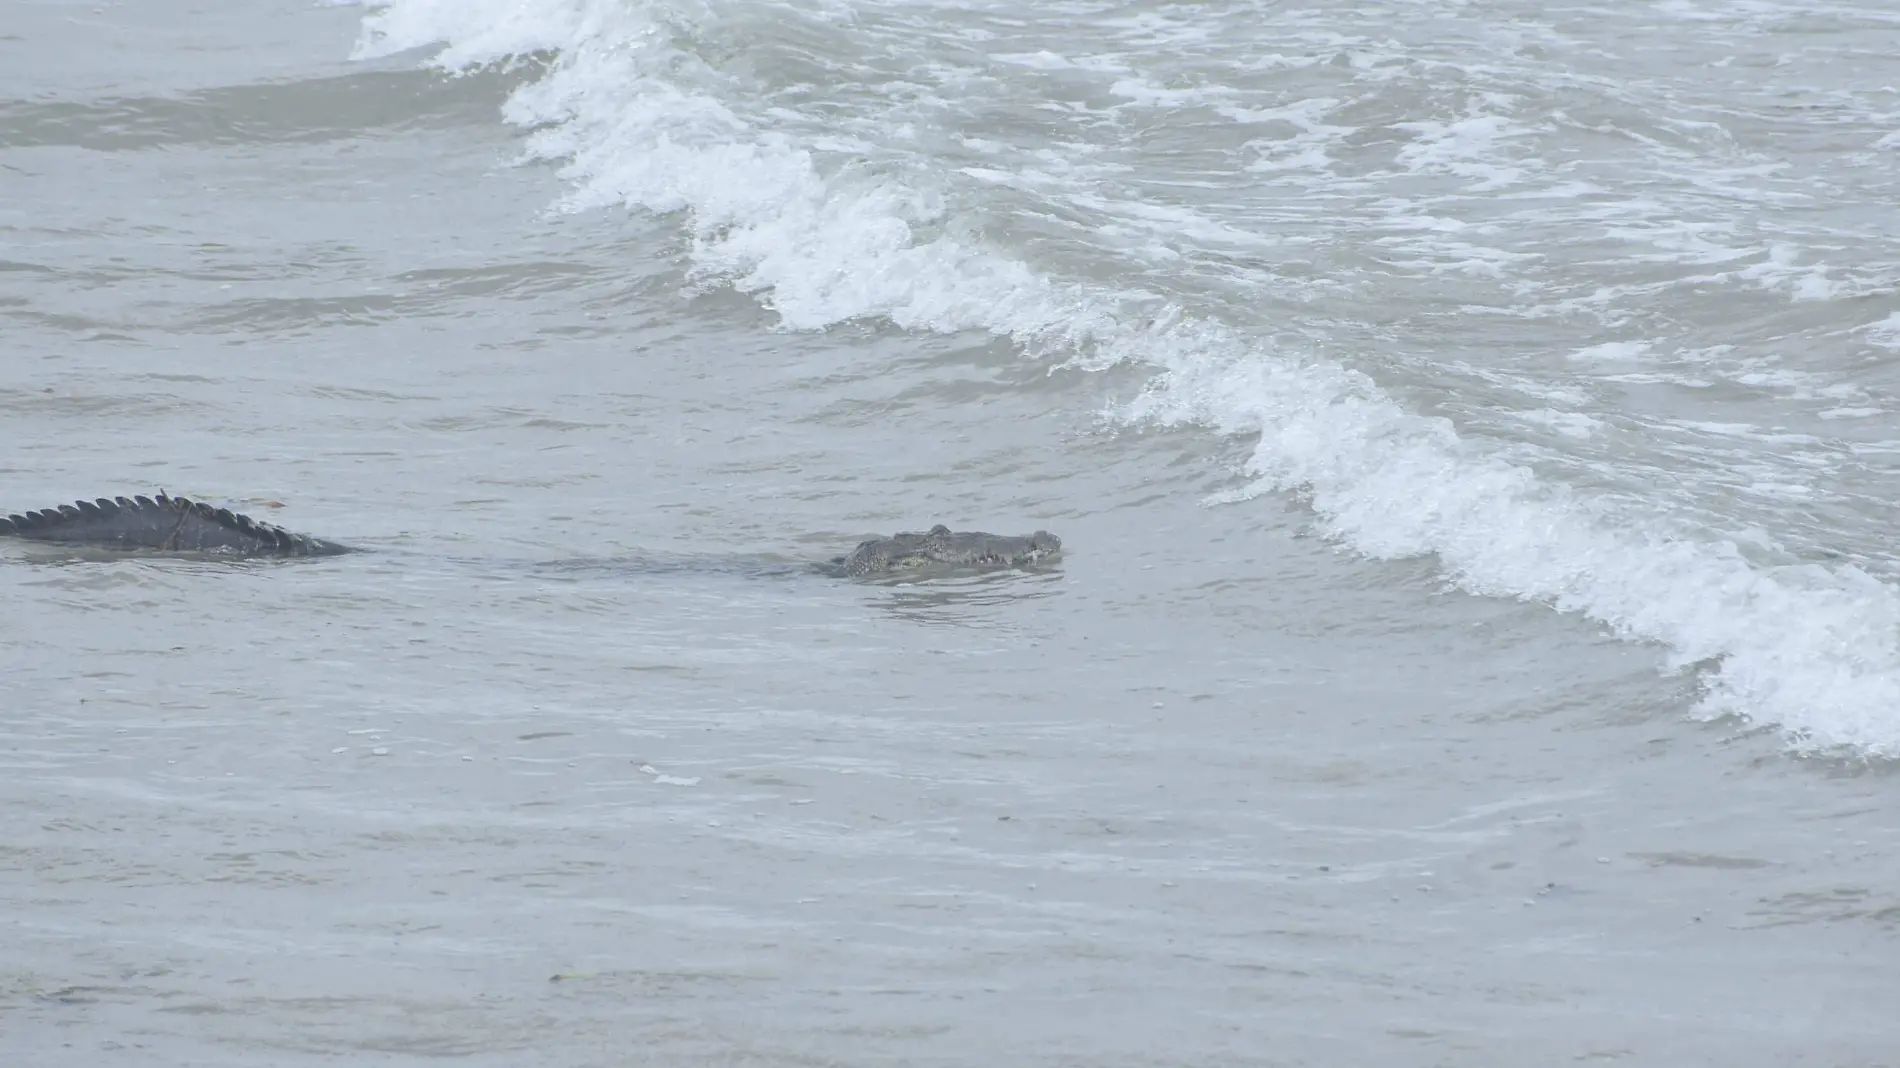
<box><xmin>4</xmin><ymin>1</ymin><xmax>1900</xmax><ymax>1064</ymax></box>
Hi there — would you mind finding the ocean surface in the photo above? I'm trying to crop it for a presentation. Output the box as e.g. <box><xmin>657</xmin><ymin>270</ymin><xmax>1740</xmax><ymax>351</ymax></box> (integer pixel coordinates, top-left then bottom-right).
<box><xmin>4</xmin><ymin>0</ymin><xmax>1900</xmax><ymax>1064</ymax></box>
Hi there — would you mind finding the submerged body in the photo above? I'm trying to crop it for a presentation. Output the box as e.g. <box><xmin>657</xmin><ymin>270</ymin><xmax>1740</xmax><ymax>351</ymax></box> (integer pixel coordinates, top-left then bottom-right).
<box><xmin>1</xmin><ymin>495</ymin><xmax>1061</xmax><ymax>577</ymax></box>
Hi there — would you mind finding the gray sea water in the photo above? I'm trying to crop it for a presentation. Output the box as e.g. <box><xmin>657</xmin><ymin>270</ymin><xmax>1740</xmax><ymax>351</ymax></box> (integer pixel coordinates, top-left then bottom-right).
<box><xmin>5</xmin><ymin>1</ymin><xmax>1900</xmax><ymax>1064</ymax></box>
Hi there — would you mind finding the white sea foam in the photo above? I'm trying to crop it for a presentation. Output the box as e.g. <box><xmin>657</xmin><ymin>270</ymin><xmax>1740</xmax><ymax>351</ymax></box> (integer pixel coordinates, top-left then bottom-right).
<box><xmin>1865</xmin><ymin>312</ymin><xmax>1900</xmax><ymax>350</ymax></box>
<box><xmin>1392</xmin><ymin>112</ymin><xmax>1540</xmax><ymax>192</ymax></box>
<box><xmin>353</xmin><ymin>0</ymin><xmax>1900</xmax><ymax>753</ymax></box>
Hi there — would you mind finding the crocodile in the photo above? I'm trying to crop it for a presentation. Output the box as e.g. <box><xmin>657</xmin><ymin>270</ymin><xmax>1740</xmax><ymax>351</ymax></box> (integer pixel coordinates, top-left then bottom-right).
<box><xmin>828</xmin><ymin>524</ymin><xmax>1062</xmax><ymax>577</ymax></box>
<box><xmin>0</xmin><ymin>493</ymin><xmax>1062</xmax><ymax>577</ymax></box>
<box><xmin>0</xmin><ymin>493</ymin><xmax>351</xmax><ymax>556</ymax></box>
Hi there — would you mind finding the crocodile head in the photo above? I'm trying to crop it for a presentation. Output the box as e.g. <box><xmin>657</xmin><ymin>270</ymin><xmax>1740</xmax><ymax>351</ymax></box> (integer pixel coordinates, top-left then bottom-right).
<box><xmin>832</xmin><ymin>525</ymin><xmax>1063</xmax><ymax>577</ymax></box>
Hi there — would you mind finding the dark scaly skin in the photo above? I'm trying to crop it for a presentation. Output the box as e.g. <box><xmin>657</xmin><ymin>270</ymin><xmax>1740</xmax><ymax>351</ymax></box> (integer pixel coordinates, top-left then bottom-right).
<box><xmin>826</xmin><ymin>524</ymin><xmax>1062</xmax><ymax>576</ymax></box>
<box><xmin>1</xmin><ymin>496</ymin><xmax>1060</xmax><ymax>575</ymax></box>
<box><xmin>0</xmin><ymin>493</ymin><xmax>352</xmax><ymax>556</ymax></box>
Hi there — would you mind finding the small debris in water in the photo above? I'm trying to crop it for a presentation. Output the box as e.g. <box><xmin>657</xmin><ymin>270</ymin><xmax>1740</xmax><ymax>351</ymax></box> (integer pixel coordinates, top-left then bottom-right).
<box><xmin>331</xmin><ymin>747</ymin><xmax>348</xmax><ymax>755</ymax></box>
<box><xmin>635</xmin><ymin>763</ymin><xmax>699</xmax><ymax>786</ymax></box>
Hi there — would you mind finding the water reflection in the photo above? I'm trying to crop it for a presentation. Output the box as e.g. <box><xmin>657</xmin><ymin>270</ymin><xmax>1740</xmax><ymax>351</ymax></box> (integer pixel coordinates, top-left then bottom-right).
<box><xmin>863</xmin><ymin>566</ymin><xmax>1067</xmax><ymax>628</ymax></box>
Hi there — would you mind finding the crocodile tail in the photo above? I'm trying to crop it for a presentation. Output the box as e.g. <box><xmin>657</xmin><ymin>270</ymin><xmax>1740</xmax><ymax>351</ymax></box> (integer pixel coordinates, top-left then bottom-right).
<box><xmin>1</xmin><ymin>492</ymin><xmax>353</xmax><ymax>556</ymax></box>
<box><xmin>162</xmin><ymin>492</ymin><xmax>350</xmax><ymax>556</ymax></box>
